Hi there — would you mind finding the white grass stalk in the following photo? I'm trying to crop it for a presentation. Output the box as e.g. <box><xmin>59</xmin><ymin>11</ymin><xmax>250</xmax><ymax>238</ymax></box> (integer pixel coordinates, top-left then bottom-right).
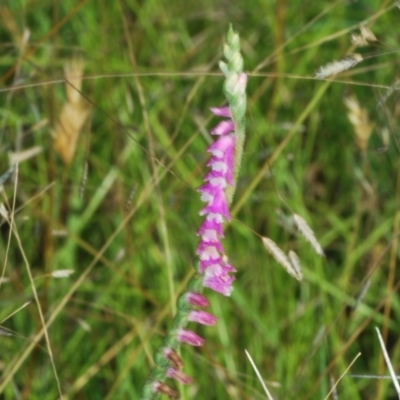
<box><xmin>315</xmin><ymin>54</ymin><xmax>363</xmax><ymax>79</ymax></box>
<box><xmin>293</xmin><ymin>214</ymin><xmax>324</xmax><ymax>256</ymax></box>
<box><xmin>244</xmin><ymin>349</ymin><xmax>275</xmax><ymax>400</ymax></box>
<box><xmin>375</xmin><ymin>327</ymin><xmax>400</xmax><ymax>398</ymax></box>
<box><xmin>349</xmin><ymin>374</ymin><xmax>400</xmax><ymax>379</ymax></box>
<box><xmin>329</xmin><ymin>375</ymin><xmax>339</xmax><ymax>400</ymax></box>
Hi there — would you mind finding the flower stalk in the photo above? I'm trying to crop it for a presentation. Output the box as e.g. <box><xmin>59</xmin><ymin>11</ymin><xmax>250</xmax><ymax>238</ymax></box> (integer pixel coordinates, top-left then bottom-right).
<box><xmin>141</xmin><ymin>25</ymin><xmax>247</xmax><ymax>399</ymax></box>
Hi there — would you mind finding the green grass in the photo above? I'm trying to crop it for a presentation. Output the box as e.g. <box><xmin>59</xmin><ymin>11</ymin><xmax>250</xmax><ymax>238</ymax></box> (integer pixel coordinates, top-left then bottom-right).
<box><xmin>0</xmin><ymin>0</ymin><xmax>400</xmax><ymax>399</ymax></box>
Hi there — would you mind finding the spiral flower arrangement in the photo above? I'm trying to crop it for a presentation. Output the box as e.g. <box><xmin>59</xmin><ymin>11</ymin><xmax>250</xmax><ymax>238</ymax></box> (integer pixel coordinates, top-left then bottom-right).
<box><xmin>141</xmin><ymin>26</ymin><xmax>247</xmax><ymax>399</ymax></box>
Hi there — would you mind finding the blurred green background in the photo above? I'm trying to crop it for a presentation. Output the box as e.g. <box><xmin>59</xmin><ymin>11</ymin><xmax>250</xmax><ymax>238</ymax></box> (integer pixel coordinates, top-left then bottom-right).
<box><xmin>0</xmin><ymin>0</ymin><xmax>399</xmax><ymax>399</ymax></box>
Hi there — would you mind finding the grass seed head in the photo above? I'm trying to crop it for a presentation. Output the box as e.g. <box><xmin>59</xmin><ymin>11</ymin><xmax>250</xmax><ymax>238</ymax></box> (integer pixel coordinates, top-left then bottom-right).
<box><xmin>314</xmin><ymin>54</ymin><xmax>363</xmax><ymax>79</ymax></box>
<box><xmin>293</xmin><ymin>214</ymin><xmax>324</xmax><ymax>256</ymax></box>
<box><xmin>344</xmin><ymin>95</ymin><xmax>373</xmax><ymax>152</ymax></box>
<box><xmin>51</xmin><ymin>59</ymin><xmax>90</xmax><ymax>165</ymax></box>
<box><xmin>288</xmin><ymin>250</ymin><xmax>303</xmax><ymax>281</ymax></box>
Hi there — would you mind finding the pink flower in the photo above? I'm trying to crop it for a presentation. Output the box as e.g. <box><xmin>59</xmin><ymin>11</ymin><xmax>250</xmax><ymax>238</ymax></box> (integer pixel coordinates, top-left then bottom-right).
<box><xmin>197</xmin><ymin>219</ymin><xmax>224</xmax><ymax>238</ymax></box>
<box><xmin>203</xmin><ymin>172</ymin><xmax>227</xmax><ymax>189</ymax></box>
<box><xmin>203</xmin><ymin>271</ymin><xmax>235</xmax><ymax>296</ymax></box>
<box><xmin>198</xmin><ymin>182</ymin><xmax>221</xmax><ymax>203</ymax></box>
<box><xmin>211</xmin><ymin>120</ymin><xmax>235</xmax><ymax>135</ymax></box>
<box><xmin>185</xmin><ymin>292</ymin><xmax>210</xmax><ymax>307</ymax></box>
<box><xmin>196</xmin><ymin>243</ymin><xmax>222</xmax><ymax>263</ymax></box>
<box><xmin>197</xmin><ymin>237</ymin><xmax>223</xmax><ymax>251</ymax></box>
<box><xmin>188</xmin><ymin>310</ymin><xmax>217</xmax><ymax>326</ymax></box>
<box><xmin>163</xmin><ymin>348</ymin><xmax>184</xmax><ymax>369</ymax></box>
<box><xmin>151</xmin><ymin>381</ymin><xmax>178</xmax><ymax>397</ymax></box>
<box><xmin>166</xmin><ymin>368</ymin><xmax>193</xmax><ymax>385</ymax></box>
<box><xmin>205</xmin><ymin>261</ymin><xmax>236</xmax><ymax>275</ymax></box>
<box><xmin>207</xmin><ymin>134</ymin><xmax>235</xmax><ymax>160</ymax></box>
<box><xmin>194</xmin><ymin>103</ymin><xmax>238</xmax><ymax>294</ymax></box>
<box><xmin>210</xmin><ymin>106</ymin><xmax>231</xmax><ymax>117</ymax></box>
<box><xmin>206</xmin><ymin>213</ymin><xmax>224</xmax><ymax>223</ymax></box>
<box><xmin>176</xmin><ymin>329</ymin><xmax>204</xmax><ymax>346</ymax></box>
<box><xmin>206</xmin><ymin>157</ymin><xmax>233</xmax><ymax>184</ymax></box>
<box><xmin>199</xmin><ymin>255</ymin><xmax>224</xmax><ymax>272</ymax></box>
<box><xmin>199</xmin><ymin>189</ymin><xmax>230</xmax><ymax>220</ymax></box>
<box><xmin>207</xmin><ymin>135</ymin><xmax>235</xmax><ymax>185</ymax></box>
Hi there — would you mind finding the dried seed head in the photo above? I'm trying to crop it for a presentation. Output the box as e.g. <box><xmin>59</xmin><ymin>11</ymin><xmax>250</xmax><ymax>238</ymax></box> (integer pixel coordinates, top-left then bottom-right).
<box><xmin>52</xmin><ymin>59</ymin><xmax>90</xmax><ymax>165</ymax></box>
<box><xmin>351</xmin><ymin>25</ymin><xmax>377</xmax><ymax>47</ymax></box>
<box><xmin>288</xmin><ymin>250</ymin><xmax>303</xmax><ymax>281</ymax></box>
<box><xmin>359</xmin><ymin>25</ymin><xmax>377</xmax><ymax>42</ymax></box>
<box><xmin>50</xmin><ymin>269</ymin><xmax>75</xmax><ymax>278</ymax></box>
<box><xmin>262</xmin><ymin>237</ymin><xmax>304</xmax><ymax>281</ymax></box>
<box><xmin>315</xmin><ymin>54</ymin><xmax>363</xmax><ymax>79</ymax></box>
<box><xmin>293</xmin><ymin>214</ymin><xmax>324</xmax><ymax>256</ymax></box>
<box><xmin>262</xmin><ymin>237</ymin><xmax>293</xmax><ymax>273</ymax></box>
<box><xmin>351</xmin><ymin>34</ymin><xmax>368</xmax><ymax>47</ymax></box>
<box><xmin>344</xmin><ymin>95</ymin><xmax>373</xmax><ymax>152</ymax></box>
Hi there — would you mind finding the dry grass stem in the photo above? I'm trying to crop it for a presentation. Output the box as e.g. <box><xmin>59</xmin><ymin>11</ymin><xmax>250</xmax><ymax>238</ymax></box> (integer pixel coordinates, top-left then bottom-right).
<box><xmin>377</xmin><ymin>79</ymin><xmax>400</xmax><ymax>109</ymax></box>
<box><xmin>344</xmin><ymin>95</ymin><xmax>373</xmax><ymax>152</ymax></box>
<box><xmin>0</xmin><ymin>6</ymin><xmax>30</xmax><ymax>49</ymax></box>
<box><xmin>0</xmin><ymin>165</ymin><xmax>16</xmax><ymax>187</ymax></box>
<box><xmin>329</xmin><ymin>375</ymin><xmax>339</xmax><ymax>400</ymax></box>
<box><xmin>314</xmin><ymin>54</ymin><xmax>363</xmax><ymax>79</ymax></box>
<box><xmin>0</xmin><ymin>203</ymin><xmax>8</xmax><ymax>220</ymax></box>
<box><xmin>375</xmin><ymin>327</ymin><xmax>400</xmax><ymax>398</ymax></box>
<box><xmin>0</xmin><ymin>302</ymin><xmax>31</xmax><ymax>324</ymax></box>
<box><xmin>323</xmin><ymin>352</ymin><xmax>361</xmax><ymax>400</ymax></box>
<box><xmin>125</xmin><ymin>183</ymin><xmax>138</xmax><ymax>213</ymax></box>
<box><xmin>244</xmin><ymin>349</ymin><xmax>275</xmax><ymax>400</ymax></box>
<box><xmin>354</xmin><ymin>278</ymin><xmax>371</xmax><ymax>310</ymax></box>
<box><xmin>52</xmin><ymin>59</ymin><xmax>90</xmax><ymax>165</ymax></box>
<box><xmin>8</xmin><ymin>146</ymin><xmax>43</xmax><ymax>165</ymax></box>
<box><xmin>293</xmin><ymin>214</ymin><xmax>324</xmax><ymax>256</ymax></box>
<box><xmin>79</xmin><ymin>160</ymin><xmax>88</xmax><ymax>201</ymax></box>
<box><xmin>0</xmin><ymin>327</ymin><xmax>14</xmax><ymax>337</ymax></box>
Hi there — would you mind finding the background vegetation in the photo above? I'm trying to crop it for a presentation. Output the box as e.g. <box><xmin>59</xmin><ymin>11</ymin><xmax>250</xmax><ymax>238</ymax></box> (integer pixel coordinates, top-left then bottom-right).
<box><xmin>0</xmin><ymin>0</ymin><xmax>399</xmax><ymax>399</ymax></box>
